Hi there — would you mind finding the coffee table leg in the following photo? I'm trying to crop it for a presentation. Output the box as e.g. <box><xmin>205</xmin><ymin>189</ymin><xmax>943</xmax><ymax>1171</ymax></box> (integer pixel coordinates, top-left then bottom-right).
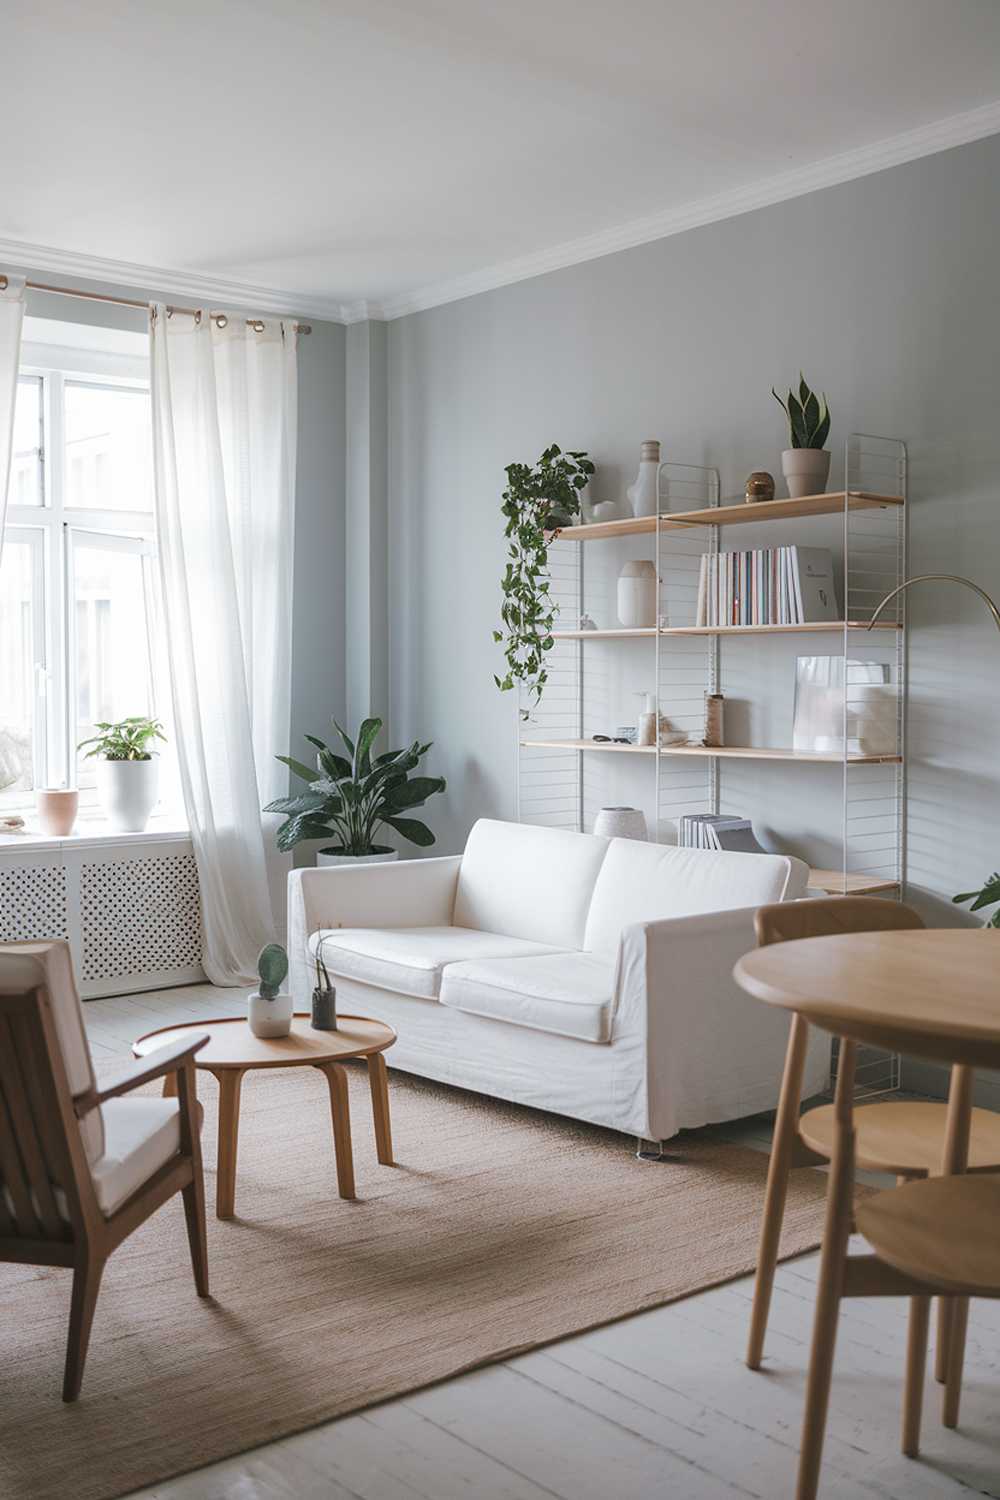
<box><xmin>367</xmin><ymin>1053</ymin><xmax>394</xmax><ymax>1166</ymax></box>
<box><xmin>214</xmin><ymin>1067</ymin><xmax>245</xmax><ymax>1220</ymax></box>
<box><xmin>317</xmin><ymin>1062</ymin><xmax>356</xmax><ymax>1200</ymax></box>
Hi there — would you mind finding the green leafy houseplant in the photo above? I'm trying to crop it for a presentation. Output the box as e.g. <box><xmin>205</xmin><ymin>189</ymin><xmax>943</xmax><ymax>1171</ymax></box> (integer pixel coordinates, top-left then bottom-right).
<box><xmin>78</xmin><ymin>715</ymin><xmax>166</xmax><ymax>760</ymax></box>
<box><xmin>953</xmin><ymin>873</ymin><xmax>1000</xmax><ymax>928</ymax></box>
<box><xmin>265</xmin><ymin>717</ymin><xmax>446</xmax><ymax>856</ymax></box>
<box><xmin>257</xmin><ymin>943</ymin><xmax>289</xmax><ymax>999</ymax></box>
<box><xmin>772</xmin><ymin>374</ymin><xmax>831</xmax><ymax>450</ymax></box>
<box><xmin>493</xmin><ymin>444</ymin><xmax>595</xmax><ymax>704</ymax></box>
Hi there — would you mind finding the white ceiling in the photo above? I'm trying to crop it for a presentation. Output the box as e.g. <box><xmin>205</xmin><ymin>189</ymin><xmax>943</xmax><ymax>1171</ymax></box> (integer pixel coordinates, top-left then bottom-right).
<box><xmin>5</xmin><ymin>0</ymin><xmax>1000</xmax><ymax>321</ymax></box>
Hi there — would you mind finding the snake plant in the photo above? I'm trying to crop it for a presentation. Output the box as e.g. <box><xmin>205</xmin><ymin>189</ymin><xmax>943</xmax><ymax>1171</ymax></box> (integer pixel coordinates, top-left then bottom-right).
<box><xmin>772</xmin><ymin>374</ymin><xmax>831</xmax><ymax>450</ymax></box>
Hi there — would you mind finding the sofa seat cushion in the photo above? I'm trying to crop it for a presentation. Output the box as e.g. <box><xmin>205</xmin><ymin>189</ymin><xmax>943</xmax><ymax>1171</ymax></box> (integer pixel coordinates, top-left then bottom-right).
<box><xmin>90</xmin><ymin>1096</ymin><xmax>183</xmax><ymax>1217</ymax></box>
<box><xmin>439</xmin><ymin>952</ymin><xmax>616</xmax><ymax>1044</ymax></box>
<box><xmin>309</xmin><ymin>926</ymin><xmax>562</xmax><ymax>1001</ymax></box>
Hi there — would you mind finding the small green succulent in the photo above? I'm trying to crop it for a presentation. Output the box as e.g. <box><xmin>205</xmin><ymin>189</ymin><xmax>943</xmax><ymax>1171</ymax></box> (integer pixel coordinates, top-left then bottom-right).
<box><xmin>772</xmin><ymin>374</ymin><xmax>831</xmax><ymax>450</ymax></box>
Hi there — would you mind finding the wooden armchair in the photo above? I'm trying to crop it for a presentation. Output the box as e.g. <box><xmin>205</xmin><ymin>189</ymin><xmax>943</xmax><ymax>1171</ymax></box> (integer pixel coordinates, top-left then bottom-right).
<box><xmin>0</xmin><ymin>940</ymin><xmax>209</xmax><ymax>1400</ymax></box>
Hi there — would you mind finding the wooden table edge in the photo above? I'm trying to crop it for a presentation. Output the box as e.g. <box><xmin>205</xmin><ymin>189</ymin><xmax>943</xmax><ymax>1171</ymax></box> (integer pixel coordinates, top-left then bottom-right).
<box><xmin>131</xmin><ymin>1012</ymin><xmax>397</xmax><ymax>1067</ymax></box>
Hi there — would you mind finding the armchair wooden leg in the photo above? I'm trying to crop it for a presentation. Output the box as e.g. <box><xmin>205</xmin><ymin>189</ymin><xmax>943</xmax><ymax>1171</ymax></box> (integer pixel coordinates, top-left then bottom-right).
<box><xmin>177</xmin><ymin>1059</ymin><xmax>209</xmax><ymax>1296</ymax></box>
<box><xmin>902</xmin><ymin>1295</ymin><xmax>930</xmax><ymax>1456</ymax></box>
<box><xmin>748</xmin><ymin>1013</ymin><xmax>810</xmax><ymax>1370</ymax></box>
<box><xmin>63</xmin><ymin>1253</ymin><xmax>105</xmax><ymax>1402</ymax></box>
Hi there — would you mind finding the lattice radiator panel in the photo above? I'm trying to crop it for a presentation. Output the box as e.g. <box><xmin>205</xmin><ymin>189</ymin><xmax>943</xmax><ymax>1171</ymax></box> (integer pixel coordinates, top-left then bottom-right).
<box><xmin>0</xmin><ymin>839</ymin><xmax>204</xmax><ymax>997</ymax></box>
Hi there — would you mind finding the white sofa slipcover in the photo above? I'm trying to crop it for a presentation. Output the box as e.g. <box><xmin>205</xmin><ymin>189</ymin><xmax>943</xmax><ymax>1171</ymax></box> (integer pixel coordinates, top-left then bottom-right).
<box><xmin>287</xmin><ymin>819</ymin><xmax>827</xmax><ymax>1143</ymax></box>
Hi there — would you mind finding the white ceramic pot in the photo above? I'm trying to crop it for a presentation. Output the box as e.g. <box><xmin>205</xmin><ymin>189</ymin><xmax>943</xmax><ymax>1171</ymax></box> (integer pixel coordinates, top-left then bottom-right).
<box><xmin>626</xmin><ymin>440</ymin><xmax>661</xmax><ymax>518</ymax></box>
<box><xmin>247</xmin><ymin>990</ymin><xmax>293</xmax><ymax>1039</ymax></box>
<box><xmin>316</xmin><ymin>847</ymin><xmax>399</xmax><ymax>868</ymax></box>
<box><xmin>617</xmin><ymin>560</ymin><xmax>658</xmax><ymax>628</ymax></box>
<box><xmin>96</xmin><ymin>757</ymin><xmax>160</xmax><ymax>832</ymax></box>
<box><xmin>593</xmin><ymin>807</ymin><xmax>648</xmax><ymax>841</ymax></box>
<box><xmin>781</xmin><ymin>448</ymin><xmax>831</xmax><ymax>499</ymax></box>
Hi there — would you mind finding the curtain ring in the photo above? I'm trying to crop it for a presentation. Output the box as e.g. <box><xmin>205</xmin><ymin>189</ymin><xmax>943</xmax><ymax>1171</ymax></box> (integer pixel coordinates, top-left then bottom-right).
<box><xmin>194</xmin><ymin>310</ymin><xmax>202</xmax><ymax>325</ymax></box>
<box><xmin>0</xmin><ymin>275</ymin><xmax>8</xmax><ymax>292</ymax></box>
<box><xmin>252</xmin><ymin>319</ymin><xmax>265</xmax><ymax>334</ymax></box>
<box><xmin>214</xmin><ymin>313</ymin><xmax>228</xmax><ymax>329</ymax></box>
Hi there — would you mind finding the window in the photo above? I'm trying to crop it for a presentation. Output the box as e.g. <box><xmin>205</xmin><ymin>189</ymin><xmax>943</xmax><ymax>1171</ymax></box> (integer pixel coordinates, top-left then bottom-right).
<box><xmin>0</xmin><ymin>324</ymin><xmax>177</xmax><ymax>821</ymax></box>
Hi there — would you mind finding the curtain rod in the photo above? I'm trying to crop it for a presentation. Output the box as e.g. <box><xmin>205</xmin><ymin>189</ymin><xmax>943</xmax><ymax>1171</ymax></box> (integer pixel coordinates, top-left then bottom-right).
<box><xmin>0</xmin><ymin>274</ymin><xmax>312</xmax><ymax>334</ymax></box>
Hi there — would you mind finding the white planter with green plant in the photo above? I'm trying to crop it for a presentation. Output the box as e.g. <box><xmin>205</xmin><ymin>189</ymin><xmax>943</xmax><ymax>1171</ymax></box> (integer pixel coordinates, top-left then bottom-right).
<box><xmin>78</xmin><ymin>715</ymin><xmax>166</xmax><ymax>832</ymax></box>
<box><xmin>248</xmin><ymin>943</ymin><xmax>292</xmax><ymax>1038</ymax></box>
<box><xmin>772</xmin><ymin>375</ymin><xmax>831</xmax><ymax>498</ymax></box>
<box><xmin>266</xmin><ymin>716</ymin><xmax>446</xmax><ymax>865</ymax></box>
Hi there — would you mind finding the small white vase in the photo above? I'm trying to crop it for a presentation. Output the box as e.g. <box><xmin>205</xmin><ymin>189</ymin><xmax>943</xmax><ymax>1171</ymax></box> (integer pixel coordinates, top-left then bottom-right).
<box><xmin>593</xmin><ymin>807</ymin><xmax>648</xmax><ymax>841</ymax></box>
<box><xmin>781</xmin><ymin>448</ymin><xmax>831</xmax><ymax>499</ymax></box>
<box><xmin>626</xmin><ymin>440</ymin><xmax>661</xmax><ymax>518</ymax></box>
<box><xmin>96</xmin><ymin>757</ymin><xmax>160</xmax><ymax>833</ymax></box>
<box><xmin>316</xmin><ymin>847</ymin><xmax>399</xmax><ymax>868</ymax></box>
<box><xmin>617</xmin><ymin>560</ymin><xmax>657</xmax><ymax>627</ymax></box>
<box><xmin>248</xmin><ymin>990</ymin><xmax>293</xmax><ymax>1039</ymax></box>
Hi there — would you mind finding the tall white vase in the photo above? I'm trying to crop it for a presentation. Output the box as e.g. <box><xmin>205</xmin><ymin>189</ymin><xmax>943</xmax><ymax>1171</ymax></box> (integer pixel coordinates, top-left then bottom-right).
<box><xmin>617</xmin><ymin>560</ymin><xmax>657</xmax><ymax>627</ymax></box>
<box><xmin>626</xmin><ymin>440</ymin><xmax>661</xmax><ymax>518</ymax></box>
<box><xmin>96</xmin><ymin>757</ymin><xmax>160</xmax><ymax>832</ymax></box>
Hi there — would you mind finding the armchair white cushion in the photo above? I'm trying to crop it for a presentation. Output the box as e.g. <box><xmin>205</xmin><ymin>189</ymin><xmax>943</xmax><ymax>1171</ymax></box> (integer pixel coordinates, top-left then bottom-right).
<box><xmin>287</xmin><ymin>819</ymin><xmax>826</xmax><ymax>1142</ymax></box>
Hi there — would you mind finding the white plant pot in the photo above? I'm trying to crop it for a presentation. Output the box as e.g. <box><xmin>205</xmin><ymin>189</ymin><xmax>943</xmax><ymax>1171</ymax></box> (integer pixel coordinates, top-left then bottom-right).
<box><xmin>781</xmin><ymin>448</ymin><xmax>831</xmax><ymax>499</ymax></box>
<box><xmin>316</xmin><ymin>847</ymin><xmax>399</xmax><ymax>868</ymax></box>
<box><xmin>617</xmin><ymin>560</ymin><xmax>658</xmax><ymax>628</ymax></box>
<box><xmin>593</xmin><ymin>806</ymin><xmax>648</xmax><ymax>840</ymax></box>
<box><xmin>96</xmin><ymin>757</ymin><xmax>160</xmax><ymax>833</ymax></box>
<box><xmin>247</xmin><ymin>990</ymin><xmax>293</xmax><ymax>1039</ymax></box>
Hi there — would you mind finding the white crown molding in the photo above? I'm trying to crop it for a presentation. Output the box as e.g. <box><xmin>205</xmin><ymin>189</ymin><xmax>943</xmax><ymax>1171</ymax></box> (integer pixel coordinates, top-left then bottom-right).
<box><xmin>0</xmin><ymin>236</ymin><xmax>350</xmax><ymax>323</ymax></box>
<box><xmin>376</xmin><ymin>98</ymin><xmax>1000</xmax><ymax>321</ymax></box>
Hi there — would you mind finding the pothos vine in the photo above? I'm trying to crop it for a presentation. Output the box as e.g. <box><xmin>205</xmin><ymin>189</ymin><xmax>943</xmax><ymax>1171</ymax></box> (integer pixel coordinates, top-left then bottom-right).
<box><xmin>493</xmin><ymin>444</ymin><xmax>595</xmax><ymax>707</ymax></box>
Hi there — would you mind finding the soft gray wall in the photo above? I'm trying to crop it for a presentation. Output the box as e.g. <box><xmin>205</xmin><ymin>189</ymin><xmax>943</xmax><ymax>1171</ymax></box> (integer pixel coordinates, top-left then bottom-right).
<box><xmin>345</xmin><ymin>320</ymin><xmax>389</xmax><ymax>729</ymax></box>
<box><xmin>387</xmin><ymin>132</ymin><xmax>1000</xmax><ymax>931</ymax></box>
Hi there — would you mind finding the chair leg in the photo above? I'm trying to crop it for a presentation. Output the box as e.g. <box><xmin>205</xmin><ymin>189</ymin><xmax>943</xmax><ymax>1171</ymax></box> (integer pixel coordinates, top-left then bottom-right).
<box><xmin>63</xmin><ymin>1253</ymin><xmax>105</xmax><ymax>1402</ymax></box>
<box><xmin>748</xmin><ymin>1013</ymin><xmax>811</xmax><ymax>1370</ymax></box>
<box><xmin>942</xmin><ymin>1296</ymin><xmax>970</xmax><ymax>1429</ymax></box>
<box><xmin>935</xmin><ymin>1297</ymin><xmax>953</xmax><ymax>1384</ymax></box>
<box><xmin>902</xmin><ymin>1295</ymin><xmax>931</xmax><ymax>1457</ymax></box>
<box><xmin>181</xmin><ymin>1175</ymin><xmax>209</xmax><ymax>1297</ymax></box>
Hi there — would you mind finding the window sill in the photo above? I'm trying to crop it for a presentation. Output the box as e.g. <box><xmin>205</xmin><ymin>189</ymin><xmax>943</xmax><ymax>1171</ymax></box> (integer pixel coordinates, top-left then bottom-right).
<box><xmin>0</xmin><ymin>815</ymin><xmax>191</xmax><ymax>856</ymax></box>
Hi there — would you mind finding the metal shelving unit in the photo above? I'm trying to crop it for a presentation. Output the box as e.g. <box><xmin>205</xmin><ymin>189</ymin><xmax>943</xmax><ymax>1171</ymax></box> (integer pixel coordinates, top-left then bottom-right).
<box><xmin>515</xmin><ymin>434</ymin><xmax>907</xmax><ymax>1092</ymax></box>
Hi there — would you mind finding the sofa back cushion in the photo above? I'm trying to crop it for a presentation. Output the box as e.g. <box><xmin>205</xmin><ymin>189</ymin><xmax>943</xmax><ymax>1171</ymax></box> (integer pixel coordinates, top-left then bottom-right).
<box><xmin>454</xmin><ymin>819</ymin><xmax>610</xmax><ymax>948</ymax></box>
<box><xmin>583</xmin><ymin>840</ymin><xmax>809</xmax><ymax>956</ymax></box>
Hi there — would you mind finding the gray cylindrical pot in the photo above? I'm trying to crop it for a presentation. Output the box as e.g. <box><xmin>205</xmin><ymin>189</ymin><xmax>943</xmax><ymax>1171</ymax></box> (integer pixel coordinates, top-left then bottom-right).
<box><xmin>312</xmin><ymin>984</ymin><xmax>338</xmax><ymax>1031</ymax></box>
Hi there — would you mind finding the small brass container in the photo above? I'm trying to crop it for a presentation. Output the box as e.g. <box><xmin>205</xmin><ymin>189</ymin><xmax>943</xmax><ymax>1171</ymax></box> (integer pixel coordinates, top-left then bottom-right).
<box><xmin>744</xmin><ymin>470</ymin><xmax>776</xmax><ymax>504</ymax></box>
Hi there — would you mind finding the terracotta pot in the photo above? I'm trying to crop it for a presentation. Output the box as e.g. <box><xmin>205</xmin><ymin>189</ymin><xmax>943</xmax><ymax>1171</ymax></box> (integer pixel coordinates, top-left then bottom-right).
<box><xmin>36</xmin><ymin>789</ymin><xmax>79</xmax><ymax>837</ymax></box>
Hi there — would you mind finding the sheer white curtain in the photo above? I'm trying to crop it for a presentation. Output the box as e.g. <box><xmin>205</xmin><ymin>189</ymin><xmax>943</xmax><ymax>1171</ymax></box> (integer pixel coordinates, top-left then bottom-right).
<box><xmin>0</xmin><ymin>275</ymin><xmax>26</xmax><ymax>553</ymax></box>
<box><xmin>149</xmin><ymin>306</ymin><xmax>297</xmax><ymax>984</ymax></box>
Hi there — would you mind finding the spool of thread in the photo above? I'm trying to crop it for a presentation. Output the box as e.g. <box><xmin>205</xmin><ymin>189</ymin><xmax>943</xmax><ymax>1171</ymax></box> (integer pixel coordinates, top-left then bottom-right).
<box><xmin>704</xmin><ymin>694</ymin><xmax>724</xmax><ymax>748</ymax></box>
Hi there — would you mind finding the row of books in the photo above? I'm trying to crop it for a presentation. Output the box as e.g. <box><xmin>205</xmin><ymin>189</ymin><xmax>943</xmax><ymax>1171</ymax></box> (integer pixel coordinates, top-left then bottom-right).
<box><xmin>678</xmin><ymin>813</ymin><xmax>768</xmax><ymax>855</ymax></box>
<box><xmin>695</xmin><ymin>546</ymin><xmax>838</xmax><ymax>626</ymax></box>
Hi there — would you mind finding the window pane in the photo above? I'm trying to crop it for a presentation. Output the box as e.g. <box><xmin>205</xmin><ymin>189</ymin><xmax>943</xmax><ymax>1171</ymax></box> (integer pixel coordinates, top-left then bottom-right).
<box><xmin>73</xmin><ymin>543</ymin><xmax>154</xmax><ymax>792</ymax></box>
<box><xmin>0</xmin><ymin>539</ymin><xmax>41</xmax><ymax>800</ymax></box>
<box><xmin>64</xmin><ymin>382</ymin><xmax>153</xmax><ymax>512</ymax></box>
<box><xmin>10</xmin><ymin>377</ymin><xmax>43</xmax><ymax>507</ymax></box>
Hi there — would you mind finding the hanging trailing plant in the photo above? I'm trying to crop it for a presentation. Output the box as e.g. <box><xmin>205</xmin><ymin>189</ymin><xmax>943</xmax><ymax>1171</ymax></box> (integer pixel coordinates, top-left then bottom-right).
<box><xmin>493</xmin><ymin>444</ymin><xmax>594</xmax><ymax>705</ymax></box>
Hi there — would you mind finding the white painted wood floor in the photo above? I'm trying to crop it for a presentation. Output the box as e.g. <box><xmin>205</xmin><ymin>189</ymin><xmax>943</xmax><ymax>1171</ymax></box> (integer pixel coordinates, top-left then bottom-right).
<box><xmin>83</xmin><ymin>984</ymin><xmax>1000</xmax><ymax>1500</ymax></box>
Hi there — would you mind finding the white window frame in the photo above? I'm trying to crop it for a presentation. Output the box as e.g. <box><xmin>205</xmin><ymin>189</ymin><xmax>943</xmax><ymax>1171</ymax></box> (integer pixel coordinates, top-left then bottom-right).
<box><xmin>2</xmin><ymin>344</ymin><xmax>173</xmax><ymax>818</ymax></box>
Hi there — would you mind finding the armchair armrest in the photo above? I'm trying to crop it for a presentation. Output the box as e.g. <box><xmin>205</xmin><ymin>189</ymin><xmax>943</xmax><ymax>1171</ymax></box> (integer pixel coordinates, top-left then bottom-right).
<box><xmin>76</xmin><ymin>1034</ymin><xmax>209</xmax><ymax>1117</ymax></box>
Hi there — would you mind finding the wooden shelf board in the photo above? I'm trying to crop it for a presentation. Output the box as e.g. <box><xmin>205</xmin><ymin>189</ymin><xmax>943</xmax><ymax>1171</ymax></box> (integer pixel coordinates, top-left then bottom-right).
<box><xmin>549</xmin><ymin>491</ymin><xmax>904</xmax><ymax>542</ymax></box>
<box><xmin>807</xmin><ymin>869</ymin><xmax>901</xmax><ymax>896</ymax></box>
<box><xmin>520</xmin><ymin>739</ymin><xmax>902</xmax><ymax>765</ymax></box>
<box><xmin>552</xmin><ymin>621</ymin><xmax>901</xmax><ymax>640</ymax></box>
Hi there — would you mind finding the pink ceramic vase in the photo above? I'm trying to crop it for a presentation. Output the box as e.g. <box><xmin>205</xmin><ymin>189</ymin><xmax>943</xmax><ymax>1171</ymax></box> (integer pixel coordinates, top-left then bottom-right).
<box><xmin>36</xmin><ymin>789</ymin><xmax>79</xmax><ymax>837</ymax></box>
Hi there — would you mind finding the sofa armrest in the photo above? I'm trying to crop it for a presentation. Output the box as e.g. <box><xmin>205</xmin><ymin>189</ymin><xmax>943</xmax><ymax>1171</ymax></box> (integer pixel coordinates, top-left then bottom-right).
<box><xmin>287</xmin><ymin>855</ymin><xmax>463</xmax><ymax>1006</ymax></box>
<box><xmin>612</xmin><ymin>905</ymin><xmax>829</xmax><ymax>1140</ymax></box>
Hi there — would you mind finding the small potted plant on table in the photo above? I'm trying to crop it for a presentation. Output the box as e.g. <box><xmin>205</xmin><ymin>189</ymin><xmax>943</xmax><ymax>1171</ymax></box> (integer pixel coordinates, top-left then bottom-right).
<box><xmin>78</xmin><ymin>715</ymin><xmax>166</xmax><ymax>832</ymax></box>
<box><xmin>248</xmin><ymin>943</ymin><xmax>292</xmax><ymax>1038</ymax></box>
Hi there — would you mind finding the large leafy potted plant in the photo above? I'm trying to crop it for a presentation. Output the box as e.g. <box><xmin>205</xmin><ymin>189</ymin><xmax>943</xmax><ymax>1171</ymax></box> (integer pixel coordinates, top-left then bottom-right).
<box><xmin>953</xmin><ymin>872</ymin><xmax>1000</xmax><ymax>927</ymax></box>
<box><xmin>772</xmin><ymin>374</ymin><xmax>831</xmax><ymax>498</ymax></box>
<box><xmin>494</xmin><ymin>443</ymin><xmax>594</xmax><ymax>705</ymax></box>
<box><xmin>78</xmin><ymin>715</ymin><xmax>166</xmax><ymax>832</ymax></box>
<box><xmin>266</xmin><ymin>717</ymin><xmax>445</xmax><ymax>865</ymax></box>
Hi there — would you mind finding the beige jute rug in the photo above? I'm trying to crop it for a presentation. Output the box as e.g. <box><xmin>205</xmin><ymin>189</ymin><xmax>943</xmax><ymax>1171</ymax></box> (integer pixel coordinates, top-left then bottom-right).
<box><xmin>0</xmin><ymin>1060</ymin><xmax>833</xmax><ymax>1500</ymax></box>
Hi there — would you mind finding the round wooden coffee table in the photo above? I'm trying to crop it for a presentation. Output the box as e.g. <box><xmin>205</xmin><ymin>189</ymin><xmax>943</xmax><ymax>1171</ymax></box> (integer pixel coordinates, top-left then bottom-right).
<box><xmin>133</xmin><ymin>1014</ymin><xmax>396</xmax><ymax>1219</ymax></box>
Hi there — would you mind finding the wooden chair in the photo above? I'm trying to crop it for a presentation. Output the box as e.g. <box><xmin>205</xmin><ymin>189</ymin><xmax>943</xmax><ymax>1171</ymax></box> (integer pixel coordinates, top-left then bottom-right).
<box><xmin>0</xmin><ymin>940</ymin><xmax>209</xmax><ymax>1400</ymax></box>
<box><xmin>746</xmin><ymin>897</ymin><xmax>1000</xmax><ymax>1376</ymax></box>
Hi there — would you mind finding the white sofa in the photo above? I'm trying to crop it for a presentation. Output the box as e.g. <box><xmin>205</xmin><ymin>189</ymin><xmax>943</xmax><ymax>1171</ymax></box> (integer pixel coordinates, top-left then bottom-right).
<box><xmin>287</xmin><ymin>819</ymin><xmax>828</xmax><ymax>1144</ymax></box>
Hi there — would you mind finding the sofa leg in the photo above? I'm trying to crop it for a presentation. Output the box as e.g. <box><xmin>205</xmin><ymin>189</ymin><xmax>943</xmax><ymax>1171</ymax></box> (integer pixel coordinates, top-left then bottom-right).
<box><xmin>635</xmin><ymin>1137</ymin><xmax>666</xmax><ymax>1161</ymax></box>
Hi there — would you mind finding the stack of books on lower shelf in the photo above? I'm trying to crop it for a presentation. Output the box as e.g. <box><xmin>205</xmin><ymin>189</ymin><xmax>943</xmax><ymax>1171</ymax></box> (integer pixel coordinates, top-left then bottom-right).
<box><xmin>695</xmin><ymin>545</ymin><xmax>837</xmax><ymax>626</ymax></box>
<box><xmin>679</xmin><ymin>813</ymin><xmax>768</xmax><ymax>854</ymax></box>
